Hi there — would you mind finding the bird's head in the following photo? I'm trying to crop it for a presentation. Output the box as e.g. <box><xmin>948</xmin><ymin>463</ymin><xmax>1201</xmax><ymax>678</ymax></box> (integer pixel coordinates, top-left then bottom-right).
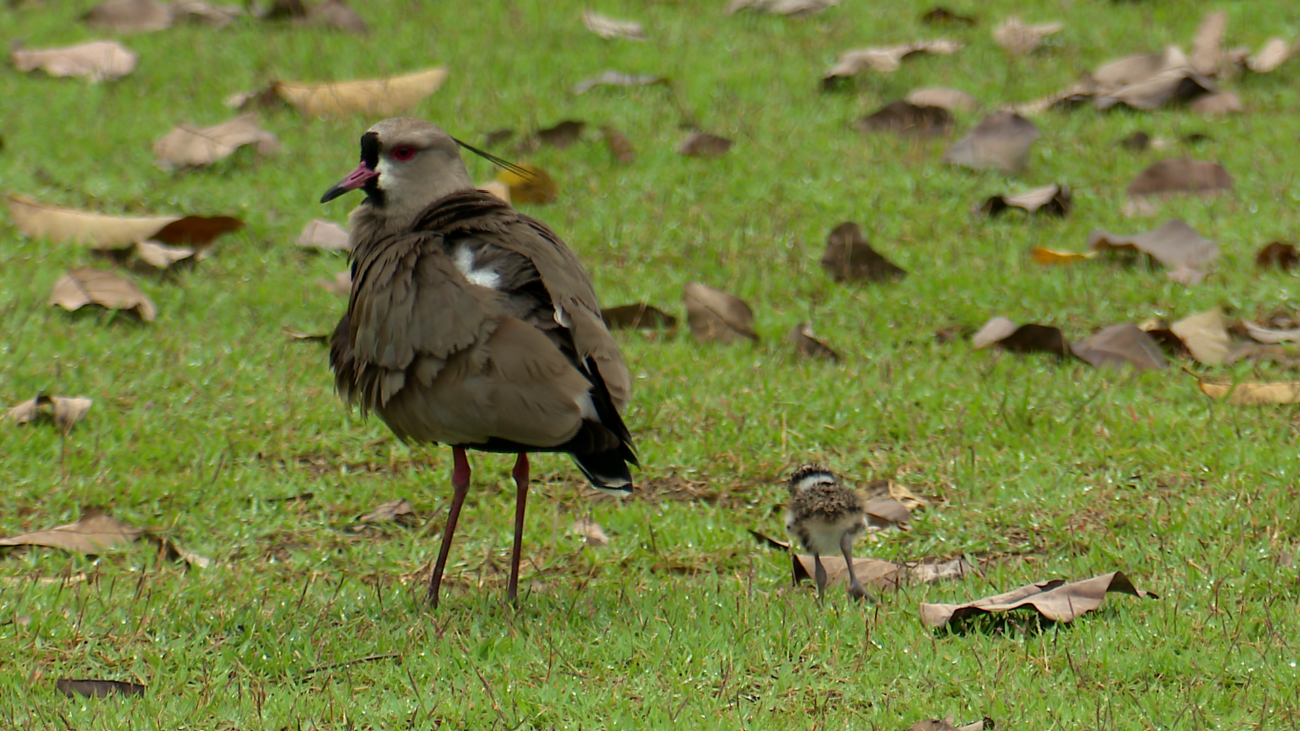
<box><xmin>787</xmin><ymin>464</ymin><xmax>838</xmax><ymax>495</ymax></box>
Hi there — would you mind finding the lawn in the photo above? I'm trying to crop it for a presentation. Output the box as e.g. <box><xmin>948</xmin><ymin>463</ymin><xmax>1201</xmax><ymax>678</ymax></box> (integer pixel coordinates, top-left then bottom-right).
<box><xmin>2</xmin><ymin>0</ymin><xmax>1300</xmax><ymax>727</ymax></box>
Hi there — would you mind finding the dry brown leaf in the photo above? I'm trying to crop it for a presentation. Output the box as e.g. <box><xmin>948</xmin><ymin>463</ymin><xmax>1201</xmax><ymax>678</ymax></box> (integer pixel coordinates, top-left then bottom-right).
<box><xmin>786</xmin><ymin>323</ymin><xmax>839</xmax><ymax>362</ymax></box>
<box><xmin>568</xmin><ymin>517</ymin><xmax>609</xmax><ymax>548</ymax></box>
<box><xmin>971</xmin><ymin>317</ymin><xmax>1070</xmax><ymax>357</ymax></box>
<box><xmin>920</xmin><ymin>571</ymin><xmax>1156</xmax><ymax>628</ymax></box>
<box><xmin>1198</xmin><ymin>379</ymin><xmax>1300</xmax><ymax>405</ymax></box>
<box><xmin>358</xmin><ymin>498</ymin><xmax>413</xmax><ymax>523</ymax></box>
<box><xmin>154</xmin><ymin>115</ymin><xmax>280</xmax><ymax>170</ymax></box>
<box><xmin>942</xmin><ymin>111</ymin><xmax>1039</xmax><ymax>173</ymax></box>
<box><xmin>1255</xmin><ymin>241</ymin><xmax>1298</xmax><ymax>271</ymax></box>
<box><xmin>971</xmin><ymin>317</ymin><xmax>1018</xmax><ymax>349</ymax></box>
<box><xmin>1190</xmin><ymin>91</ymin><xmax>1241</xmax><ymax>115</ymax></box>
<box><xmin>536</xmin><ymin>120</ymin><xmax>585</xmax><ymax>149</ymax></box>
<box><xmin>310</xmin><ymin>0</ymin><xmax>367</xmax><ymax>34</ymax></box>
<box><xmin>11</xmin><ymin>41</ymin><xmax>138</xmax><ymax>81</ymax></box>
<box><xmin>478</xmin><ymin>181</ymin><xmax>511</xmax><ymax>204</ymax></box>
<box><xmin>497</xmin><ymin>164</ymin><xmax>558</xmax><ymax>205</ymax></box>
<box><xmin>297</xmin><ymin>219</ymin><xmax>350</xmax><ymax>252</ymax></box>
<box><xmin>823</xmin><ymin>40</ymin><xmax>963</xmax><ymax>83</ymax></box>
<box><xmin>906</xmin><ymin>87</ymin><xmax>980</xmax><ymax>113</ymax></box>
<box><xmin>980</xmin><ymin>184</ymin><xmax>1070</xmax><ymax>217</ymax></box>
<box><xmin>683</xmin><ymin>282</ymin><xmax>758</xmax><ymax>345</ymax></box>
<box><xmin>56</xmin><ymin>679</ymin><xmax>146</xmax><ymax>699</ymax></box>
<box><xmin>1070</xmin><ymin>324</ymin><xmax>1167</xmax><ymax>371</ymax></box>
<box><xmin>283</xmin><ymin>327</ymin><xmax>329</xmax><ymax>343</ymax></box>
<box><xmin>993</xmin><ymin>17</ymin><xmax>1063</xmax><ymax>56</ymax></box>
<box><xmin>8</xmin><ymin>194</ymin><xmax>243</xmax><ymax>249</ymax></box>
<box><xmin>792</xmin><ymin>554</ymin><xmax>973</xmax><ymax>593</ymax></box>
<box><xmin>1190</xmin><ymin>10</ymin><xmax>1228</xmax><ymax>76</ymax></box>
<box><xmin>1030</xmin><ymin>247</ymin><xmax>1097</xmax><ymax>266</ymax></box>
<box><xmin>132</xmin><ymin>240</ymin><xmax>199</xmax><ymax>272</ymax></box>
<box><xmin>820</xmin><ymin>222</ymin><xmax>906</xmax><ymax>283</ymax></box>
<box><xmin>677</xmin><ymin>132</ymin><xmax>732</xmax><ymax>157</ymax></box>
<box><xmin>853</xmin><ymin>100</ymin><xmax>953</xmax><ymax>137</ymax></box>
<box><xmin>602</xmin><ymin>126</ymin><xmax>636</xmax><ymax>164</ymax></box>
<box><xmin>1094</xmin><ymin>61</ymin><xmax>1216</xmax><ymax>111</ymax></box>
<box><xmin>83</xmin><ymin>0</ymin><xmax>172</xmax><ymax>32</ymax></box>
<box><xmin>6</xmin><ymin>394</ymin><xmax>93</xmax><ymax>430</ymax></box>
<box><xmin>907</xmin><ymin>716</ymin><xmax>992</xmax><ymax>731</ymax></box>
<box><xmin>1006</xmin><ymin>80</ymin><xmax>1095</xmax><ymax>116</ymax></box>
<box><xmin>573</xmin><ymin>71</ymin><xmax>668</xmax><ymax>95</ymax></box>
<box><xmin>50</xmin><ymin>267</ymin><xmax>157</xmax><ymax>321</ymax></box>
<box><xmin>173</xmin><ymin>0</ymin><xmax>245</xmax><ymax>27</ymax></box>
<box><xmin>920</xmin><ymin>7</ymin><xmax>975</xmax><ymax>26</ymax></box>
<box><xmin>1088</xmin><ymin>220</ymin><xmax>1218</xmax><ymax>285</ymax></box>
<box><xmin>317</xmin><ymin>271</ymin><xmax>351</xmax><ymax>296</ymax></box>
<box><xmin>601</xmin><ymin>303</ymin><xmax>677</xmax><ymax>330</ymax></box>
<box><xmin>0</xmin><ymin>508</ymin><xmax>143</xmax><ymax>555</ymax></box>
<box><xmin>1247</xmin><ymin>38</ymin><xmax>1293</xmax><ymax>73</ymax></box>
<box><xmin>1240</xmin><ymin>320</ymin><xmax>1300</xmax><ymax>344</ymax></box>
<box><xmin>582</xmin><ymin>11</ymin><xmax>644</xmax><ymax>40</ymax></box>
<box><xmin>1170</xmin><ymin>308</ymin><xmax>1229</xmax><ymax>365</ymax></box>
<box><xmin>727</xmin><ymin>0</ymin><xmax>839</xmax><ymax>16</ymax></box>
<box><xmin>237</xmin><ymin>68</ymin><xmax>448</xmax><ymax>117</ymax></box>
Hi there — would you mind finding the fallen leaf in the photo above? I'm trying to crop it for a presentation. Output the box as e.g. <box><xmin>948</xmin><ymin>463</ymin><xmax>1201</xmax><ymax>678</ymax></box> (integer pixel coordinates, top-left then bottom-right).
<box><xmin>263</xmin><ymin>0</ymin><xmax>307</xmax><ymax>19</ymax></box>
<box><xmin>172</xmin><ymin>0</ymin><xmax>244</xmax><ymax>27</ymax></box>
<box><xmin>1247</xmin><ymin>38</ymin><xmax>1293</xmax><ymax>73</ymax></box>
<box><xmin>568</xmin><ymin>517</ymin><xmax>609</xmax><ymax>548</ymax></box>
<box><xmin>602</xmin><ymin>126</ymin><xmax>636</xmax><ymax>163</ymax></box>
<box><xmin>1088</xmin><ymin>220</ymin><xmax>1218</xmax><ymax>285</ymax></box>
<box><xmin>971</xmin><ymin>317</ymin><xmax>1018</xmax><ymax>349</ymax></box>
<box><xmin>497</xmin><ymin>163</ymin><xmax>558</xmax><ymax>204</ymax></box>
<box><xmin>823</xmin><ymin>40</ymin><xmax>963</xmax><ymax>84</ymax></box>
<box><xmin>154</xmin><ymin>115</ymin><xmax>280</xmax><ymax>170</ymax></box>
<box><xmin>11</xmin><ymin>41</ymin><xmax>138</xmax><ymax>81</ymax></box>
<box><xmin>1255</xmin><ymin>242</ymin><xmax>1298</xmax><ymax>271</ymax></box>
<box><xmin>1224</xmin><ymin>342</ymin><xmax>1296</xmax><ymax>367</ymax></box>
<box><xmin>234</xmin><ymin>68</ymin><xmax>448</xmax><ymax>117</ymax></box>
<box><xmin>972</xmin><ymin>317</ymin><xmax>1070</xmax><ymax>357</ymax></box>
<box><xmin>819</xmin><ymin>222</ymin><xmax>906</xmax><ymax>283</ymax></box>
<box><xmin>6</xmin><ymin>394</ymin><xmax>93</xmax><ymax>430</ymax></box>
<box><xmin>920</xmin><ymin>7</ymin><xmax>975</xmax><ymax>25</ymax></box>
<box><xmin>1094</xmin><ymin>52</ymin><xmax>1216</xmax><ymax>111</ymax></box>
<box><xmin>297</xmin><ymin>219</ymin><xmax>350</xmax><ymax>252</ymax></box>
<box><xmin>942</xmin><ymin>111</ymin><xmax>1040</xmax><ymax>173</ymax></box>
<box><xmin>907</xmin><ymin>716</ymin><xmax>992</xmax><ymax>731</ymax></box>
<box><xmin>283</xmin><ymin>327</ymin><xmax>329</xmax><ymax>343</ymax></box>
<box><xmin>786</xmin><ymin>323</ymin><xmax>839</xmax><ymax>362</ymax></box>
<box><xmin>1070</xmin><ymin>324</ymin><xmax>1166</xmax><ymax>371</ymax></box>
<box><xmin>1190</xmin><ymin>10</ymin><xmax>1227</xmax><ymax>76</ymax></box>
<box><xmin>1198</xmin><ymin>379</ymin><xmax>1300</xmax><ymax>405</ymax></box>
<box><xmin>993</xmin><ymin>17</ymin><xmax>1063</xmax><ymax>56</ymax></box>
<box><xmin>601</xmin><ymin>303</ymin><xmax>677</xmax><ymax>330</ymax></box>
<box><xmin>582</xmin><ymin>11</ymin><xmax>644</xmax><ymax>40</ymax></box>
<box><xmin>853</xmin><ymin>100</ymin><xmax>953</xmax><ymax>137</ymax></box>
<box><xmin>1119</xmin><ymin>131</ymin><xmax>1151</xmax><ymax>150</ymax></box>
<box><xmin>0</xmin><ymin>508</ymin><xmax>143</xmax><ymax>555</ymax></box>
<box><xmin>572</xmin><ymin>71</ymin><xmax>667</xmax><ymax>95</ymax></box>
<box><xmin>791</xmin><ymin>554</ymin><xmax>973</xmax><ymax>593</ymax></box>
<box><xmin>50</xmin><ymin>267</ymin><xmax>157</xmax><ymax>321</ymax></box>
<box><xmin>727</xmin><ymin>0</ymin><xmax>839</xmax><ymax>16</ymax></box>
<box><xmin>8</xmin><ymin>194</ymin><xmax>243</xmax><ymax>249</ymax></box>
<box><xmin>130</xmin><ymin>240</ymin><xmax>200</xmax><ymax>272</ymax></box>
<box><xmin>317</xmin><ymin>271</ymin><xmax>351</xmax><ymax>296</ymax></box>
<box><xmin>683</xmin><ymin>282</ymin><xmax>759</xmax><ymax>344</ymax></box>
<box><xmin>980</xmin><ymin>184</ymin><xmax>1070</xmax><ymax>217</ymax></box>
<box><xmin>677</xmin><ymin>132</ymin><xmax>732</xmax><ymax>157</ymax></box>
<box><xmin>1189</xmin><ymin>91</ymin><xmax>1241</xmax><ymax>115</ymax></box>
<box><xmin>1240</xmin><ymin>320</ymin><xmax>1300</xmax><ymax>344</ymax></box>
<box><xmin>358</xmin><ymin>498</ymin><xmax>413</xmax><ymax>523</ymax></box>
<box><xmin>478</xmin><ymin>181</ymin><xmax>511</xmax><ymax>204</ymax></box>
<box><xmin>1030</xmin><ymin>247</ymin><xmax>1097</xmax><ymax>266</ymax></box>
<box><xmin>919</xmin><ymin>571</ymin><xmax>1156</xmax><ymax>628</ymax></box>
<box><xmin>82</xmin><ymin>0</ymin><xmax>172</xmax><ymax>32</ymax></box>
<box><xmin>536</xmin><ymin>120</ymin><xmax>585</xmax><ymax>149</ymax></box>
<box><xmin>1170</xmin><ymin>308</ymin><xmax>1230</xmax><ymax>365</ymax></box>
<box><xmin>309</xmin><ymin>0</ymin><xmax>367</xmax><ymax>34</ymax></box>
<box><xmin>56</xmin><ymin>679</ymin><xmax>146</xmax><ymax>699</ymax></box>
<box><xmin>906</xmin><ymin>87</ymin><xmax>980</xmax><ymax>113</ymax></box>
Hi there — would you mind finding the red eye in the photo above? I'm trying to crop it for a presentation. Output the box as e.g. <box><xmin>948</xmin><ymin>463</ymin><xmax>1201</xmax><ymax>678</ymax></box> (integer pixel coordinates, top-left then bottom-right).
<box><xmin>391</xmin><ymin>146</ymin><xmax>417</xmax><ymax>162</ymax></box>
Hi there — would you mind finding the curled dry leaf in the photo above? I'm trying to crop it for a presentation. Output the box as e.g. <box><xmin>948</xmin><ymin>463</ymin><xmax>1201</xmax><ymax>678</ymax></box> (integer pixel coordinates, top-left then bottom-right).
<box><xmin>233</xmin><ymin>68</ymin><xmax>448</xmax><ymax>117</ymax></box>
<box><xmin>601</xmin><ymin>303</ymin><xmax>677</xmax><ymax>330</ymax></box>
<box><xmin>297</xmin><ymin>219</ymin><xmax>350</xmax><ymax>252</ymax></box>
<box><xmin>1247</xmin><ymin>38</ymin><xmax>1293</xmax><ymax>73</ymax></box>
<box><xmin>971</xmin><ymin>317</ymin><xmax>1070</xmax><ymax>358</ymax></box>
<box><xmin>317</xmin><ymin>271</ymin><xmax>351</xmax><ymax>296</ymax></box>
<box><xmin>906</xmin><ymin>87</ymin><xmax>980</xmax><ymax>113</ymax></box>
<box><xmin>920</xmin><ymin>7</ymin><xmax>975</xmax><ymax>26</ymax></box>
<box><xmin>83</xmin><ymin>0</ymin><xmax>172</xmax><ymax>33</ymax></box>
<box><xmin>310</xmin><ymin>0</ymin><xmax>368</xmax><ymax>35</ymax></box>
<box><xmin>824</xmin><ymin>40</ymin><xmax>963</xmax><ymax>84</ymax></box>
<box><xmin>568</xmin><ymin>517</ymin><xmax>609</xmax><ymax>548</ymax></box>
<box><xmin>497</xmin><ymin>164</ymin><xmax>558</xmax><ymax>204</ymax></box>
<box><xmin>582</xmin><ymin>11</ymin><xmax>644</xmax><ymax>40</ymax></box>
<box><xmin>942</xmin><ymin>111</ymin><xmax>1039</xmax><ymax>173</ymax></box>
<box><xmin>8</xmin><ymin>194</ymin><xmax>243</xmax><ymax>249</ymax></box>
<box><xmin>358</xmin><ymin>498</ymin><xmax>413</xmax><ymax>524</ymax></box>
<box><xmin>1198</xmin><ymin>379</ymin><xmax>1300</xmax><ymax>405</ymax></box>
<box><xmin>154</xmin><ymin>115</ymin><xmax>280</xmax><ymax>170</ymax></box>
<box><xmin>1030</xmin><ymin>247</ymin><xmax>1097</xmax><ymax>266</ymax></box>
<box><xmin>792</xmin><ymin>554</ymin><xmax>974</xmax><ymax>593</ymax></box>
<box><xmin>478</xmin><ymin>181</ymin><xmax>511</xmax><ymax>204</ymax></box>
<box><xmin>1119</xmin><ymin>131</ymin><xmax>1151</xmax><ymax>151</ymax></box>
<box><xmin>572</xmin><ymin>71</ymin><xmax>668</xmax><ymax>95</ymax></box>
<box><xmin>536</xmin><ymin>120</ymin><xmax>585</xmax><ymax>149</ymax></box>
<box><xmin>820</xmin><ymin>222</ymin><xmax>905</xmax><ymax>284</ymax></box>
<box><xmin>1170</xmin><ymin>308</ymin><xmax>1229</xmax><ymax>365</ymax></box>
<box><xmin>0</xmin><ymin>508</ymin><xmax>142</xmax><ymax>555</ymax></box>
<box><xmin>50</xmin><ymin>267</ymin><xmax>157</xmax><ymax>321</ymax></box>
<box><xmin>602</xmin><ymin>126</ymin><xmax>635</xmax><ymax>164</ymax></box>
<box><xmin>11</xmin><ymin>41</ymin><xmax>138</xmax><ymax>82</ymax></box>
<box><xmin>1190</xmin><ymin>10</ymin><xmax>1228</xmax><ymax>76</ymax></box>
<box><xmin>993</xmin><ymin>17</ymin><xmax>1063</xmax><ymax>56</ymax></box>
<box><xmin>727</xmin><ymin>0</ymin><xmax>839</xmax><ymax>17</ymax></box>
<box><xmin>853</xmin><ymin>101</ymin><xmax>953</xmax><ymax>137</ymax></box>
<box><xmin>677</xmin><ymin>132</ymin><xmax>733</xmax><ymax>157</ymax></box>
<box><xmin>1189</xmin><ymin>91</ymin><xmax>1241</xmax><ymax>115</ymax></box>
<box><xmin>1094</xmin><ymin>53</ymin><xmax>1216</xmax><ymax>111</ymax></box>
<box><xmin>683</xmin><ymin>282</ymin><xmax>759</xmax><ymax>344</ymax></box>
<box><xmin>1070</xmin><ymin>324</ymin><xmax>1166</xmax><ymax>371</ymax></box>
<box><xmin>56</xmin><ymin>679</ymin><xmax>146</xmax><ymax>699</ymax></box>
<box><xmin>920</xmin><ymin>570</ymin><xmax>1156</xmax><ymax>628</ymax></box>
<box><xmin>785</xmin><ymin>323</ymin><xmax>839</xmax><ymax>362</ymax></box>
<box><xmin>129</xmin><ymin>240</ymin><xmax>200</xmax><ymax>272</ymax></box>
<box><xmin>283</xmin><ymin>326</ymin><xmax>329</xmax><ymax>343</ymax></box>
<box><xmin>971</xmin><ymin>316</ymin><xmax>1017</xmax><ymax>349</ymax></box>
<box><xmin>1240</xmin><ymin>319</ymin><xmax>1300</xmax><ymax>344</ymax></box>
<box><xmin>1088</xmin><ymin>220</ymin><xmax>1218</xmax><ymax>285</ymax></box>
<box><xmin>980</xmin><ymin>184</ymin><xmax>1070</xmax><ymax>217</ymax></box>
<box><xmin>1255</xmin><ymin>241</ymin><xmax>1298</xmax><ymax>271</ymax></box>
<box><xmin>6</xmin><ymin>394</ymin><xmax>93</xmax><ymax>430</ymax></box>
<box><xmin>173</xmin><ymin>0</ymin><xmax>245</xmax><ymax>28</ymax></box>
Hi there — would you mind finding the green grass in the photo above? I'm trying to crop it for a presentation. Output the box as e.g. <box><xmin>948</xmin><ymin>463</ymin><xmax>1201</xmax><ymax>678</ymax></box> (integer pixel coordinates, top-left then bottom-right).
<box><xmin>3</xmin><ymin>0</ymin><xmax>1300</xmax><ymax>727</ymax></box>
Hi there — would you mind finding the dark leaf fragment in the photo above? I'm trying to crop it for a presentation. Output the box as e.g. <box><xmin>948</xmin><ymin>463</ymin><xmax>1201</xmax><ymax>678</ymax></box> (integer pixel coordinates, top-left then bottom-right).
<box><xmin>1088</xmin><ymin>220</ymin><xmax>1218</xmax><ymax>284</ymax></box>
<box><xmin>1256</xmin><ymin>242</ymin><xmax>1298</xmax><ymax>271</ymax></box>
<box><xmin>683</xmin><ymin>282</ymin><xmax>758</xmax><ymax>344</ymax></box>
<box><xmin>56</xmin><ymin>678</ymin><xmax>145</xmax><ymax>698</ymax></box>
<box><xmin>920</xmin><ymin>571</ymin><xmax>1156</xmax><ymax>628</ymax></box>
<box><xmin>942</xmin><ymin>111</ymin><xmax>1040</xmax><ymax>173</ymax></box>
<box><xmin>853</xmin><ymin>100</ymin><xmax>953</xmax><ymax>137</ymax></box>
<box><xmin>677</xmin><ymin>132</ymin><xmax>732</xmax><ymax>157</ymax></box>
<box><xmin>820</xmin><ymin>222</ymin><xmax>905</xmax><ymax>283</ymax></box>
<box><xmin>980</xmin><ymin>184</ymin><xmax>1070</xmax><ymax>217</ymax></box>
<box><xmin>921</xmin><ymin>7</ymin><xmax>974</xmax><ymax>25</ymax></box>
<box><xmin>602</xmin><ymin>303</ymin><xmax>677</xmax><ymax>330</ymax></box>
<box><xmin>1129</xmin><ymin>159</ymin><xmax>1232</xmax><ymax>197</ymax></box>
<box><xmin>785</xmin><ymin>323</ymin><xmax>840</xmax><ymax>362</ymax></box>
<box><xmin>1070</xmin><ymin>324</ymin><xmax>1166</xmax><ymax>371</ymax></box>
<box><xmin>602</xmin><ymin>126</ymin><xmax>635</xmax><ymax>163</ymax></box>
<box><xmin>972</xmin><ymin>317</ymin><xmax>1070</xmax><ymax>358</ymax></box>
<box><xmin>537</xmin><ymin>120</ymin><xmax>585</xmax><ymax>149</ymax></box>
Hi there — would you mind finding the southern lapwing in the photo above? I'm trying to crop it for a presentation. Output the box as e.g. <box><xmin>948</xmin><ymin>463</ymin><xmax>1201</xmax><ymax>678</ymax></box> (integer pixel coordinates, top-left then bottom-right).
<box><xmin>321</xmin><ymin>118</ymin><xmax>638</xmax><ymax>607</ymax></box>
<box><xmin>785</xmin><ymin>464</ymin><xmax>878</xmax><ymax>603</ymax></box>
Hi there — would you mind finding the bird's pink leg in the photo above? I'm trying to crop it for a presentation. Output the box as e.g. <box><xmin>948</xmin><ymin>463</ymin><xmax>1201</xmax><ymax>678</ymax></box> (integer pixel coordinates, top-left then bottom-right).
<box><xmin>427</xmin><ymin>447</ymin><xmax>472</xmax><ymax>608</ymax></box>
<box><xmin>507</xmin><ymin>453</ymin><xmax>530</xmax><ymax>604</ymax></box>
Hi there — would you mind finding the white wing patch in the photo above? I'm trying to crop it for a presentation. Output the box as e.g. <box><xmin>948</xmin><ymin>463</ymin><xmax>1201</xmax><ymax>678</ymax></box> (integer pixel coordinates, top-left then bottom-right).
<box><xmin>453</xmin><ymin>244</ymin><xmax>501</xmax><ymax>290</ymax></box>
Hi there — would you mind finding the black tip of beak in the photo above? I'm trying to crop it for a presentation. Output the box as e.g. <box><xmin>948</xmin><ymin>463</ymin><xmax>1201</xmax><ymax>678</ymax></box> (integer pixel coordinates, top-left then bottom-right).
<box><xmin>320</xmin><ymin>185</ymin><xmax>348</xmax><ymax>204</ymax></box>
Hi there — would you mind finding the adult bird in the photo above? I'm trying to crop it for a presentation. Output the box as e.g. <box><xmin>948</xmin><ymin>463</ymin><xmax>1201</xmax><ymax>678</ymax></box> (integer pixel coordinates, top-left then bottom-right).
<box><xmin>785</xmin><ymin>464</ymin><xmax>878</xmax><ymax>603</ymax></box>
<box><xmin>321</xmin><ymin>118</ymin><xmax>637</xmax><ymax>607</ymax></box>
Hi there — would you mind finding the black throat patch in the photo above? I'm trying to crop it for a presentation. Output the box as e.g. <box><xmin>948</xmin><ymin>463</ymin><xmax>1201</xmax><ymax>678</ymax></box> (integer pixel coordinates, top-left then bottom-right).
<box><xmin>359</xmin><ymin>131</ymin><xmax>384</xmax><ymax>206</ymax></box>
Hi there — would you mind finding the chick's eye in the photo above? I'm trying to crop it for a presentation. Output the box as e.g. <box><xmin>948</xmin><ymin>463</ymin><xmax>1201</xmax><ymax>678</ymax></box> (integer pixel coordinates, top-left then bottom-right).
<box><xmin>391</xmin><ymin>146</ymin><xmax>417</xmax><ymax>162</ymax></box>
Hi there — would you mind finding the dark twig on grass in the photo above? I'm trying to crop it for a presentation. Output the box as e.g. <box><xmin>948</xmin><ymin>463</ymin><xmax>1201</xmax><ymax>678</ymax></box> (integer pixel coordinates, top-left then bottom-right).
<box><xmin>303</xmin><ymin>652</ymin><xmax>402</xmax><ymax>676</ymax></box>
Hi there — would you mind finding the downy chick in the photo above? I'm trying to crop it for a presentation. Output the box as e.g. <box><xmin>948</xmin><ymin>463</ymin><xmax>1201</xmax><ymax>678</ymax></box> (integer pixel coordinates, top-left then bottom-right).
<box><xmin>785</xmin><ymin>464</ymin><xmax>878</xmax><ymax>603</ymax></box>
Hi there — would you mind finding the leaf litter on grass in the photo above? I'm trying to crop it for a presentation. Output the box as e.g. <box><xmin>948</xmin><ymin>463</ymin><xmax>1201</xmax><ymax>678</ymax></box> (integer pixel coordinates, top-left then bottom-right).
<box><xmin>10</xmin><ymin>41</ymin><xmax>138</xmax><ymax>81</ymax></box>
<box><xmin>6</xmin><ymin>394</ymin><xmax>93</xmax><ymax>430</ymax></box>
<box><xmin>49</xmin><ymin>267</ymin><xmax>158</xmax><ymax>321</ymax></box>
<box><xmin>920</xmin><ymin>570</ymin><xmax>1157</xmax><ymax>628</ymax></box>
<box><xmin>820</xmin><ymin>222</ymin><xmax>906</xmax><ymax>283</ymax></box>
<box><xmin>683</xmin><ymin>282</ymin><xmax>758</xmax><ymax>344</ymax></box>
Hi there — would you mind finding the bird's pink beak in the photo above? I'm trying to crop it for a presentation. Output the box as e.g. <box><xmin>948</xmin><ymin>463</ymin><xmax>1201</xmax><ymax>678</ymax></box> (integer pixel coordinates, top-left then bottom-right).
<box><xmin>321</xmin><ymin>163</ymin><xmax>380</xmax><ymax>203</ymax></box>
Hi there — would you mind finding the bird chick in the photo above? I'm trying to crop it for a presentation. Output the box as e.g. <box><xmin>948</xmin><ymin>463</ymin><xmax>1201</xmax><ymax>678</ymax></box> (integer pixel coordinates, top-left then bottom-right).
<box><xmin>785</xmin><ymin>464</ymin><xmax>878</xmax><ymax>603</ymax></box>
